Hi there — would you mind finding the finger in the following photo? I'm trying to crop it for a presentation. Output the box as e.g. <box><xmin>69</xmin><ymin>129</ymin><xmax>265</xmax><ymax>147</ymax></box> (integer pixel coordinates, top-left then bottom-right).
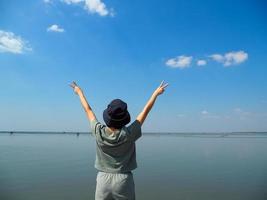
<box><xmin>72</xmin><ymin>81</ymin><xmax>77</xmax><ymax>86</ymax></box>
<box><xmin>162</xmin><ymin>83</ymin><xmax>169</xmax><ymax>89</ymax></box>
<box><xmin>159</xmin><ymin>80</ymin><xmax>164</xmax><ymax>87</ymax></box>
<box><xmin>69</xmin><ymin>81</ymin><xmax>77</xmax><ymax>88</ymax></box>
<box><xmin>69</xmin><ymin>83</ymin><xmax>75</xmax><ymax>88</ymax></box>
<box><xmin>69</xmin><ymin>83</ymin><xmax>74</xmax><ymax>88</ymax></box>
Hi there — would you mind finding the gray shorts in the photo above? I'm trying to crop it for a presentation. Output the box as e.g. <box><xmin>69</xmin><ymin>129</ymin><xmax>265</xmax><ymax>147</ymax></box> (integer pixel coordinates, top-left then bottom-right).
<box><xmin>95</xmin><ymin>171</ymin><xmax>135</xmax><ymax>200</ymax></box>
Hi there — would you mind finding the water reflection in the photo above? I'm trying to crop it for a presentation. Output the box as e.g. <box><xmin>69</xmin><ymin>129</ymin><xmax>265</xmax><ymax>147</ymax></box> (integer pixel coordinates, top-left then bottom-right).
<box><xmin>0</xmin><ymin>133</ymin><xmax>266</xmax><ymax>200</ymax></box>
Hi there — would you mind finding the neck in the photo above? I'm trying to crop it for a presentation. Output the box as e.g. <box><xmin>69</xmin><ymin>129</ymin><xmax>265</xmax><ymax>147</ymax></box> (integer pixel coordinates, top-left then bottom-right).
<box><xmin>107</xmin><ymin>127</ymin><xmax>119</xmax><ymax>132</ymax></box>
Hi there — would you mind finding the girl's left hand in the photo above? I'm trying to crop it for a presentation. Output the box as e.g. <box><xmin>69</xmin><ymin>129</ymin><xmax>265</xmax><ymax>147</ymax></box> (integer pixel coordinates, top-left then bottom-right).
<box><xmin>153</xmin><ymin>80</ymin><xmax>169</xmax><ymax>96</ymax></box>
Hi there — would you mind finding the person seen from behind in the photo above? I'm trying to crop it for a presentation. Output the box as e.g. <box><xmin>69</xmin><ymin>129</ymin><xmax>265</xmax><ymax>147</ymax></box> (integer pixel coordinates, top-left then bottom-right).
<box><xmin>70</xmin><ymin>81</ymin><xmax>169</xmax><ymax>200</ymax></box>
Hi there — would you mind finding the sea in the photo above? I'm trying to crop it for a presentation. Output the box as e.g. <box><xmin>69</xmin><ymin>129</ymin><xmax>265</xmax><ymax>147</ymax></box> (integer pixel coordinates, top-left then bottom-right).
<box><xmin>0</xmin><ymin>132</ymin><xmax>266</xmax><ymax>200</ymax></box>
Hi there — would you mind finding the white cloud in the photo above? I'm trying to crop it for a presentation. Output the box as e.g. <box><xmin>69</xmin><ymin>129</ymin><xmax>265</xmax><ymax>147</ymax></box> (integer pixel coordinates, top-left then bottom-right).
<box><xmin>47</xmin><ymin>24</ymin><xmax>65</xmax><ymax>32</ymax></box>
<box><xmin>201</xmin><ymin>110</ymin><xmax>209</xmax><ymax>115</ymax></box>
<box><xmin>44</xmin><ymin>0</ymin><xmax>52</xmax><ymax>3</ymax></box>
<box><xmin>209</xmin><ymin>54</ymin><xmax>224</xmax><ymax>63</ymax></box>
<box><xmin>233</xmin><ymin>108</ymin><xmax>242</xmax><ymax>113</ymax></box>
<box><xmin>62</xmin><ymin>0</ymin><xmax>112</xmax><ymax>16</ymax></box>
<box><xmin>197</xmin><ymin>60</ymin><xmax>207</xmax><ymax>66</ymax></box>
<box><xmin>85</xmin><ymin>0</ymin><xmax>110</xmax><ymax>16</ymax></box>
<box><xmin>210</xmin><ymin>51</ymin><xmax>248</xmax><ymax>66</ymax></box>
<box><xmin>166</xmin><ymin>55</ymin><xmax>192</xmax><ymax>69</ymax></box>
<box><xmin>200</xmin><ymin>110</ymin><xmax>221</xmax><ymax>119</ymax></box>
<box><xmin>165</xmin><ymin>50</ymin><xmax>248</xmax><ymax>69</ymax></box>
<box><xmin>233</xmin><ymin>108</ymin><xmax>250</xmax><ymax>115</ymax></box>
<box><xmin>224</xmin><ymin>51</ymin><xmax>248</xmax><ymax>66</ymax></box>
<box><xmin>63</xmin><ymin>0</ymin><xmax>83</xmax><ymax>4</ymax></box>
<box><xmin>233</xmin><ymin>108</ymin><xmax>252</xmax><ymax>120</ymax></box>
<box><xmin>0</xmin><ymin>30</ymin><xmax>31</xmax><ymax>54</ymax></box>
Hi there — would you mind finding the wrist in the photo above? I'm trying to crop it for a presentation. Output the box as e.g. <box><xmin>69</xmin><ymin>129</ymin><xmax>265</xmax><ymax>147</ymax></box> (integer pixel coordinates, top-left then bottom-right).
<box><xmin>152</xmin><ymin>92</ymin><xmax>158</xmax><ymax>98</ymax></box>
<box><xmin>76</xmin><ymin>89</ymin><xmax>83</xmax><ymax>95</ymax></box>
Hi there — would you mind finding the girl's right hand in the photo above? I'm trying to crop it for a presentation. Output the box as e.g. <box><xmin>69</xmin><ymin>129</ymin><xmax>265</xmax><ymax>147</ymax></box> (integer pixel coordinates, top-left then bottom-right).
<box><xmin>69</xmin><ymin>81</ymin><xmax>82</xmax><ymax>94</ymax></box>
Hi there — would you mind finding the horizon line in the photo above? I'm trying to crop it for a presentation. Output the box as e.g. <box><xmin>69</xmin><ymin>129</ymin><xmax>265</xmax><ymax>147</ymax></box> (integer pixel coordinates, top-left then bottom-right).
<box><xmin>1</xmin><ymin>130</ymin><xmax>267</xmax><ymax>134</ymax></box>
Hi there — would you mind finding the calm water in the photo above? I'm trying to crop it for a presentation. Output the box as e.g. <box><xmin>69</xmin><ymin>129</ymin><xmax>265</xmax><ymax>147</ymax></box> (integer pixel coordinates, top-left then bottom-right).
<box><xmin>0</xmin><ymin>133</ymin><xmax>267</xmax><ymax>200</ymax></box>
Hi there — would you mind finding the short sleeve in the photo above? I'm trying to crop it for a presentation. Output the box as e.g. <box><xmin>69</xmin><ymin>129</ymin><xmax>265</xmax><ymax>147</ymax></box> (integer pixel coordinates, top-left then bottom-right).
<box><xmin>90</xmin><ymin>119</ymin><xmax>101</xmax><ymax>137</ymax></box>
<box><xmin>127</xmin><ymin>120</ymin><xmax>142</xmax><ymax>141</ymax></box>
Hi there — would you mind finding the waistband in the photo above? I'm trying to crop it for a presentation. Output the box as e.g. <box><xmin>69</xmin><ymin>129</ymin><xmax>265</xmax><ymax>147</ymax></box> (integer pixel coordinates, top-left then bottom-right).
<box><xmin>98</xmin><ymin>171</ymin><xmax>132</xmax><ymax>175</ymax></box>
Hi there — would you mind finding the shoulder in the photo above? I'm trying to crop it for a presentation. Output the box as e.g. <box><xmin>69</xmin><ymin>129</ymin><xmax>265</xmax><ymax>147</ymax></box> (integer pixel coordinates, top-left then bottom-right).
<box><xmin>90</xmin><ymin>119</ymin><xmax>105</xmax><ymax>136</ymax></box>
<box><xmin>125</xmin><ymin>120</ymin><xmax>142</xmax><ymax>141</ymax></box>
<box><xmin>127</xmin><ymin>120</ymin><xmax>141</xmax><ymax>130</ymax></box>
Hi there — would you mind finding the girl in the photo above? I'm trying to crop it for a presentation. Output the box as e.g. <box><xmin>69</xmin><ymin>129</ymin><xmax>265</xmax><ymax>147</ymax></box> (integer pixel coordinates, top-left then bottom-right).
<box><xmin>70</xmin><ymin>81</ymin><xmax>168</xmax><ymax>200</ymax></box>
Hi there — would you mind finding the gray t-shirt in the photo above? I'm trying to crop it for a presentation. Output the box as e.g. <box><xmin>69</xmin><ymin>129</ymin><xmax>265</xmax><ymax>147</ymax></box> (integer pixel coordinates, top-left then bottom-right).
<box><xmin>90</xmin><ymin>119</ymin><xmax>142</xmax><ymax>173</ymax></box>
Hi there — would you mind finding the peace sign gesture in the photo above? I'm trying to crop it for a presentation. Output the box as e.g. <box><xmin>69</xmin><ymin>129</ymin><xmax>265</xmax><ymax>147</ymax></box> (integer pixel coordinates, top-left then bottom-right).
<box><xmin>69</xmin><ymin>81</ymin><xmax>82</xmax><ymax>94</ymax></box>
<box><xmin>154</xmin><ymin>80</ymin><xmax>169</xmax><ymax>96</ymax></box>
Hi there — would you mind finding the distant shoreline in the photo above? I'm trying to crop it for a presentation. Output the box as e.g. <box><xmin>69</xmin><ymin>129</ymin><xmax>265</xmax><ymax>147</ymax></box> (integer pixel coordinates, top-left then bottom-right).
<box><xmin>1</xmin><ymin>131</ymin><xmax>267</xmax><ymax>135</ymax></box>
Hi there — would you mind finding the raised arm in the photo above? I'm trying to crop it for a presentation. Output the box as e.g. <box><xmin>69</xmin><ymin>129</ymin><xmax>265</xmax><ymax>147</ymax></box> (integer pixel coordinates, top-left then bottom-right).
<box><xmin>136</xmin><ymin>81</ymin><xmax>168</xmax><ymax>125</ymax></box>
<box><xmin>70</xmin><ymin>81</ymin><xmax>96</xmax><ymax>122</ymax></box>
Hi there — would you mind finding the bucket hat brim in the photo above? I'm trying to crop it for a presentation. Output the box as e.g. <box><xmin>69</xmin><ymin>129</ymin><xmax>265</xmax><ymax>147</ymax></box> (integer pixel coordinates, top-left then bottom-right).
<box><xmin>103</xmin><ymin>109</ymin><xmax>130</xmax><ymax>129</ymax></box>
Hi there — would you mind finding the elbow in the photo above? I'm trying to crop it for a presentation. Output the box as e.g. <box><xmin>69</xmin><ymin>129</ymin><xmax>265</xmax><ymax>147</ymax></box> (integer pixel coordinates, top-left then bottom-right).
<box><xmin>84</xmin><ymin>106</ymin><xmax>91</xmax><ymax>113</ymax></box>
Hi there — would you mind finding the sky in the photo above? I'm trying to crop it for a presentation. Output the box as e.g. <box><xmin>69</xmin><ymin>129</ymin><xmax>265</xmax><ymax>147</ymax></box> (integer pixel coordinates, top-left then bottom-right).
<box><xmin>0</xmin><ymin>0</ymin><xmax>267</xmax><ymax>132</ymax></box>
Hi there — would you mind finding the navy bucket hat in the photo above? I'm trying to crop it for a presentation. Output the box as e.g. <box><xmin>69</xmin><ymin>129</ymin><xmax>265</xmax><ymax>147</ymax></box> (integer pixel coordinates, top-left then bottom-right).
<box><xmin>103</xmin><ymin>99</ymin><xmax>131</xmax><ymax>129</ymax></box>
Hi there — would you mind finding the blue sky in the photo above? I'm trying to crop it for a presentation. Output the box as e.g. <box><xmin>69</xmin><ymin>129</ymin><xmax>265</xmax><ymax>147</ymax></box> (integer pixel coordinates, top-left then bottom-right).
<box><xmin>0</xmin><ymin>0</ymin><xmax>267</xmax><ymax>132</ymax></box>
